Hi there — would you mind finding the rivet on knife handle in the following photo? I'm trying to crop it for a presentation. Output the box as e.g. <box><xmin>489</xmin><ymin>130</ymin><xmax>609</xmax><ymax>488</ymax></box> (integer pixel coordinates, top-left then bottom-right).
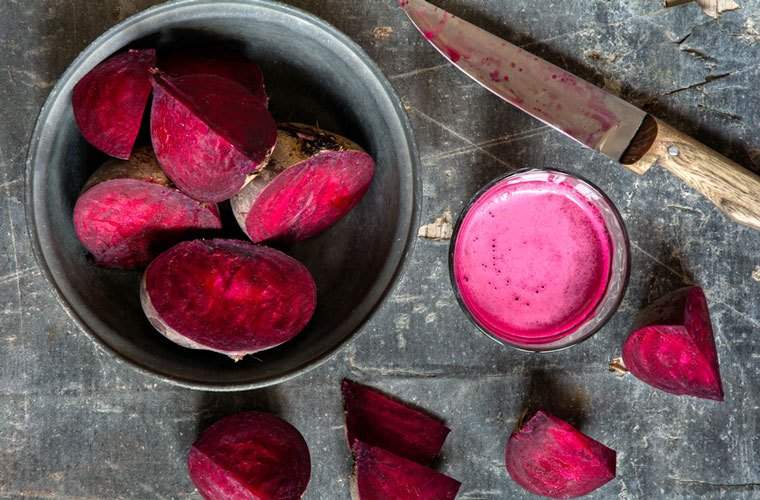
<box><xmin>623</xmin><ymin>116</ymin><xmax>760</xmax><ymax>231</ymax></box>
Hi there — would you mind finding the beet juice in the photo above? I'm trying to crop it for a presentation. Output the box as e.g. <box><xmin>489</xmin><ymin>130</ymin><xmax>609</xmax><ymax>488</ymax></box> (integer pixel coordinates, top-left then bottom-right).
<box><xmin>451</xmin><ymin>169</ymin><xmax>629</xmax><ymax>350</ymax></box>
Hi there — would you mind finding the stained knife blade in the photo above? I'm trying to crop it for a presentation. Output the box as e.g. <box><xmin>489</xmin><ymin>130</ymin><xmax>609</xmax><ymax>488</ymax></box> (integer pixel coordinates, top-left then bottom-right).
<box><xmin>400</xmin><ymin>0</ymin><xmax>646</xmax><ymax>162</ymax></box>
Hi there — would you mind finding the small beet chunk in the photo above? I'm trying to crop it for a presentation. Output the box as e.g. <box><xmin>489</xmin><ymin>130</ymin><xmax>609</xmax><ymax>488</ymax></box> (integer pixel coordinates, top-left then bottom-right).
<box><xmin>505</xmin><ymin>410</ymin><xmax>616</xmax><ymax>499</ymax></box>
<box><xmin>232</xmin><ymin>123</ymin><xmax>374</xmax><ymax>244</ymax></box>
<box><xmin>342</xmin><ymin>379</ymin><xmax>450</xmax><ymax>465</ymax></box>
<box><xmin>188</xmin><ymin>411</ymin><xmax>311</xmax><ymax>500</ymax></box>
<box><xmin>141</xmin><ymin>239</ymin><xmax>316</xmax><ymax>360</ymax></box>
<box><xmin>159</xmin><ymin>52</ymin><xmax>268</xmax><ymax>105</ymax></box>
<box><xmin>150</xmin><ymin>72</ymin><xmax>277</xmax><ymax>202</ymax></box>
<box><xmin>73</xmin><ymin>48</ymin><xmax>155</xmax><ymax>159</ymax></box>
<box><xmin>73</xmin><ymin>147</ymin><xmax>221</xmax><ymax>269</ymax></box>
<box><xmin>622</xmin><ymin>286</ymin><xmax>724</xmax><ymax>401</ymax></box>
<box><xmin>352</xmin><ymin>441</ymin><xmax>461</xmax><ymax>500</ymax></box>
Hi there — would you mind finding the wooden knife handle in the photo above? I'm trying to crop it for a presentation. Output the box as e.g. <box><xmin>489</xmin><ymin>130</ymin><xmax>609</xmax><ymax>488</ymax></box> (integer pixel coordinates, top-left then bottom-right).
<box><xmin>623</xmin><ymin>116</ymin><xmax>760</xmax><ymax>231</ymax></box>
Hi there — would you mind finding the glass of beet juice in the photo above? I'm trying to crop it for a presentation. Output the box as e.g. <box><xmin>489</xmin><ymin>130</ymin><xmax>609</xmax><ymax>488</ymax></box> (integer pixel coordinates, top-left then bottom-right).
<box><xmin>450</xmin><ymin>169</ymin><xmax>629</xmax><ymax>351</ymax></box>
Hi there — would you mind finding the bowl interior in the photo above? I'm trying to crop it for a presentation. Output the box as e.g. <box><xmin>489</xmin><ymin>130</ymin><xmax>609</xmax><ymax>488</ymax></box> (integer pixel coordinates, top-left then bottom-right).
<box><xmin>28</xmin><ymin>0</ymin><xmax>417</xmax><ymax>389</ymax></box>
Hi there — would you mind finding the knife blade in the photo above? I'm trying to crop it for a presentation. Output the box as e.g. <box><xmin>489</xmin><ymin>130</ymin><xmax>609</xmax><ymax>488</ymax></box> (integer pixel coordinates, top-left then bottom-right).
<box><xmin>401</xmin><ymin>0</ymin><xmax>760</xmax><ymax>232</ymax></box>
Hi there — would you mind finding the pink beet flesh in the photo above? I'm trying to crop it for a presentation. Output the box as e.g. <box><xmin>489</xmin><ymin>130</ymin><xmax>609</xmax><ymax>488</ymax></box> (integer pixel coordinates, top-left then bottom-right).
<box><xmin>72</xmin><ymin>48</ymin><xmax>155</xmax><ymax>159</ymax></box>
<box><xmin>505</xmin><ymin>411</ymin><xmax>616</xmax><ymax>499</ymax></box>
<box><xmin>150</xmin><ymin>73</ymin><xmax>277</xmax><ymax>202</ymax></box>
<box><xmin>244</xmin><ymin>150</ymin><xmax>374</xmax><ymax>243</ymax></box>
<box><xmin>353</xmin><ymin>442</ymin><xmax>460</xmax><ymax>500</ymax></box>
<box><xmin>342</xmin><ymin>379</ymin><xmax>449</xmax><ymax>465</ymax></box>
<box><xmin>142</xmin><ymin>239</ymin><xmax>316</xmax><ymax>359</ymax></box>
<box><xmin>159</xmin><ymin>52</ymin><xmax>268</xmax><ymax>105</ymax></box>
<box><xmin>188</xmin><ymin>412</ymin><xmax>311</xmax><ymax>500</ymax></box>
<box><xmin>73</xmin><ymin>179</ymin><xmax>221</xmax><ymax>269</ymax></box>
<box><xmin>622</xmin><ymin>287</ymin><xmax>723</xmax><ymax>401</ymax></box>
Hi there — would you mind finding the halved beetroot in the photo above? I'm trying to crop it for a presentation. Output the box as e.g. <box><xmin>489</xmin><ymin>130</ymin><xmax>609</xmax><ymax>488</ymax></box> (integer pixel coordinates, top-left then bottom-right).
<box><xmin>622</xmin><ymin>286</ymin><xmax>724</xmax><ymax>401</ymax></box>
<box><xmin>73</xmin><ymin>147</ymin><xmax>221</xmax><ymax>269</ymax></box>
<box><xmin>150</xmin><ymin>72</ymin><xmax>277</xmax><ymax>202</ymax></box>
<box><xmin>188</xmin><ymin>411</ymin><xmax>311</xmax><ymax>500</ymax></box>
<box><xmin>72</xmin><ymin>48</ymin><xmax>155</xmax><ymax>159</ymax></box>
<box><xmin>231</xmin><ymin>123</ymin><xmax>374</xmax><ymax>244</ymax></box>
<box><xmin>159</xmin><ymin>52</ymin><xmax>268</xmax><ymax>105</ymax></box>
<box><xmin>505</xmin><ymin>410</ymin><xmax>616</xmax><ymax>499</ymax></box>
<box><xmin>352</xmin><ymin>441</ymin><xmax>461</xmax><ymax>500</ymax></box>
<box><xmin>140</xmin><ymin>239</ymin><xmax>316</xmax><ymax>360</ymax></box>
<box><xmin>342</xmin><ymin>379</ymin><xmax>450</xmax><ymax>465</ymax></box>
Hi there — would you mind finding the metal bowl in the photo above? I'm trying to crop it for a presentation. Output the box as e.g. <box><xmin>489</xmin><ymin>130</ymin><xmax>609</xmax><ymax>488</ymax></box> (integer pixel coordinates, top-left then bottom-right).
<box><xmin>26</xmin><ymin>0</ymin><xmax>419</xmax><ymax>390</ymax></box>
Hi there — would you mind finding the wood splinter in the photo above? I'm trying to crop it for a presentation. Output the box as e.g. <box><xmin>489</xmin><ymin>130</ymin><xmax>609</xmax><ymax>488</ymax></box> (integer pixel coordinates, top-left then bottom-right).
<box><xmin>664</xmin><ymin>0</ymin><xmax>741</xmax><ymax>18</ymax></box>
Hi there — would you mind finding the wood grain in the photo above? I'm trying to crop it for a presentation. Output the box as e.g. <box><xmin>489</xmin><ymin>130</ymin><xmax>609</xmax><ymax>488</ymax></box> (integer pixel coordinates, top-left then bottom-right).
<box><xmin>624</xmin><ymin>117</ymin><xmax>760</xmax><ymax>231</ymax></box>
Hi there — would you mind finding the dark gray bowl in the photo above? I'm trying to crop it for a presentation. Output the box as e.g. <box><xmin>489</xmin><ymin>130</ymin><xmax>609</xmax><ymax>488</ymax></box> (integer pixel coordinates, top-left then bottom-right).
<box><xmin>26</xmin><ymin>0</ymin><xmax>419</xmax><ymax>390</ymax></box>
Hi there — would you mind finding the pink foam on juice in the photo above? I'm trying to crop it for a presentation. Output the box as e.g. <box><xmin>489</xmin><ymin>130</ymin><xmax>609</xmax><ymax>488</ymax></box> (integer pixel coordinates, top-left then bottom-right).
<box><xmin>452</xmin><ymin>172</ymin><xmax>613</xmax><ymax>345</ymax></box>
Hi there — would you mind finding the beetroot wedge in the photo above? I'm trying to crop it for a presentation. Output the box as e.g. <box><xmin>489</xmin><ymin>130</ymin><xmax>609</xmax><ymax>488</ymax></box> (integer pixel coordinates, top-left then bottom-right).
<box><xmin>73</xmin><ymin>147</ymin><xmax>221</xmax><ymax>269</ymax></box>
<box><xmin>141</xmin><ymin>239</ymin><xmax>316</xmax><ymax>360</ymax></box>
<box><xmin>150</xmin><ymin>72</ymin><xmax>277</xmax><ymax>202</ymax></box>
<box><xmin>342</xmin><ymin>379</ymin><xmax>449</xmax><ymax>465</ymax></box>
<box><xmin>352</xmin><ymin>442</ymin><xmax>460</xmax><ymax>500</ymax></box>
<box><xmin>159</xmin><ymin>52</ymin><xmax>268</xmax><ymax>105</ymax></box>
<box><xmin>188</xmin><ymin>412</ymin><xmax>311</xmax><ymax>500</ymax></box>
<box><xmin>505</xmin><ymin>411</ymin><xmax>616</xmax><ymax>499</ymax></box>
<box><xmin>622</xmin><ymin>286</ymin><xmax>724</xmax><ymax>401</ymax></box>
<box><xmin>72</xmin><ymin>48</ymin><xmax>155</xmax><ymax>159</ymax></box>
<box><xmin>232</xmin><ymin>123</ymin><xmax>374</xmax><ymax>244</ymax></box>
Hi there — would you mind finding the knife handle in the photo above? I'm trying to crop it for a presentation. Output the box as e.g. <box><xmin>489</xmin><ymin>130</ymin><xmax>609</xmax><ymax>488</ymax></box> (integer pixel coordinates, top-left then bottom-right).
<box><xmin>623</xmin><ymin>116</ymin><xmax>760</xmax><ymax>231</ymax></box>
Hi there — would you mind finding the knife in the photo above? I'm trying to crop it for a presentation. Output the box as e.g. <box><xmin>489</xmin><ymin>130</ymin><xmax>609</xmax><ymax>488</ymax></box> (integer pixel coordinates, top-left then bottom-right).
<box><xmin>401</xmin><ymin>0</ymin><xmax>760</xmax><ymax>231</ymax></box>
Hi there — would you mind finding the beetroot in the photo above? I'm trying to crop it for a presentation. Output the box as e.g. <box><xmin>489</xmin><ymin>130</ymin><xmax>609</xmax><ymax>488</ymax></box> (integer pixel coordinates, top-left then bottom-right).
<box><xmin>72</xmin><ymin>48</ymin><xmax>155</xmax><ymax>159</ymax></box>
<box><xmin>342</xmin><ymin>379</ymin><xmax>450</xmax><ymax>465</ymax></box>
<box><xmin>231</xmin><ymin>123</ymin><xmax>374</xmax><ymax>244</ymax></box>
<box><xmin>140</xmin><ymin>239</ymin><xmax>316</xmax><ymax>360</ymax></box>
<box><xmin>622</xmin><ymin>286</ymin><xmax>724</xmax><ymax>401</ymax></box>
<box><xmin>188</xmin><ymin>411</ymin><xmax>310</xmax><ymax>500</ymax></box>
<box><xmin>73</xmin><ymin>147</ymin><xmax>221</xmax><ymax>269</ymax></box>
<box><xmin>159</xmin><ymin>52</ymin><xmax>268</xmax><ymax>105</ymax></box>
<box><xmin>352</xmin><ymin>441</ymin><xmax>461</xmax><ymax>500</ymax></box>
<box><xmin>150</xmin><ymin>71</ymin><xmax>277</xmax><ymax>202</ymax></box>
<box><xmin>505</xmin><ymin>411</ymin><xmax>616</xmax><ymax>499</ymax></box>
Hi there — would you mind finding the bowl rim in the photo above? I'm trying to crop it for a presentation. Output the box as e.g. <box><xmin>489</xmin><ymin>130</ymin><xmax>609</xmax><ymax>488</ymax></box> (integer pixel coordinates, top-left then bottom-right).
<box><xmin>25</xmin><ymin>0</ymin><xmax>421</xmax><ymax>391</ymax></box>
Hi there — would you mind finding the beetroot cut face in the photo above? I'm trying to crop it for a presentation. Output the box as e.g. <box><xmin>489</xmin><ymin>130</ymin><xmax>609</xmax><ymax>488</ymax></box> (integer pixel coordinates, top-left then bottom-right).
<box><xmin>72</xmin><ymin>147</ymin><xmax>222</xmax><ymax>269</ymax></box>
<box><xmin>352</xmin><ymin>441</ymin><xmax>461</xmax><ymax>500</ymax></box>
<box><xmin>141</xmin><ymin>239</ymin><xmax>316</xmax><ymax>360</ymax></box>
<box><xmin>188</xmin><ymin>411</ymin><xmax>311</xmax><ymax>500</ymax></box>
<box><xmin>232</xmin><ymin>123</ymin><xmax>375</xmax><ymax>244</ymax></box>
<box><xmin>505</xmin><ymin>410</ymin><xmax>616</xmax><ymax>499</ymax></box>
<box><xmin>342</xmin><ymin>379</ymin><xmax>450</xmax><ymax>465</ymax></box>
<box><xmin>72</xmin><ymin>48</ymin><xmax>156</xmax><ymax>159</ymax></box>
<box><xmin>622</xmin><ymin>286</ymin><xmax>724</xmax><ymax>401</ymax></box>
<box><xmin>150</xmin><ymin>72</ymin><xmax>277</xmax><ymax>202</ymax></box>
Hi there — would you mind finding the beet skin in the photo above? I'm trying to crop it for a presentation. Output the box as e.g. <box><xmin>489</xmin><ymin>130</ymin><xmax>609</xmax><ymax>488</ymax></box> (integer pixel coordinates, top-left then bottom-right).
<box><xmin>352</xmin><ymin>441</ymin><xmax>460</xmax><ymax>500</ymax></box>
<box><xmin>72</xmin><ymin>48</ymin><xmax>155</xmax><ymax>160</ymax></box>
<box><xmin>140</xmin><ymin>239</ymin><xmax>316</xmax><ymax>360</ymax></box>
<box><xmin>622</xmin><ymin>286</ymin><xmax>724</xmax><ymax>401</ymax></box>
<box><xmin>232</xmin><ymin>123</ymin><xmax>374</xmax><ymax>244</ymax></box>
<box><xmin>73</xmin><ymin>147</ymin><xmax>221</xmax><ymax>269</ymax></box>
<box><xmin>188</xmin><ymin>411</ymin><xmax>311</xmax><ymax>500</ymax></box>
<box><xmin>342</xmin><ymin>379</ymin><xmax>450</xmax><ymax>465</ymax></box>
<box><xmin>150</xmin><ymin>72</ymin><xmax>277</xmax><ymax>202</ymax></box>
<box><xmin>505</xmin><ymin>411</ymin><xmax>616</xmax><ymax>499</ymax></box>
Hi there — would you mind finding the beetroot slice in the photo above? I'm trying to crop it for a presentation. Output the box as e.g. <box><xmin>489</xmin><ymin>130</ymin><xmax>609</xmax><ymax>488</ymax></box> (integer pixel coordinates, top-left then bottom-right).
<box><xmin>72</xmin><ymin>48</ymin><xmax>155</xmax><ymax>159</ymax></box>
<box><xmin>140</xmin><ymin>239</ymin><xmax>316</xmax><ymax>360</ymax></box>
<box><xmin>150</xmin><ymin>72</ymin><xmax>277</xmax><ymax>202</ymax></box>
<box><xmin>352</xmin><ymin>442</ymin><xmax>460</xmax><ymax>500</ymax></box>
<box><xmin>188</xmin><ymin>411</ymin><xmax>311</xmax><ymax>500</ymax></box>
<box><xmin>159</xmin><ymin>52</ymin><xmax>267</xmax><ymax>105</ymax></box>
<box><xmin>342</xmin><ymin>379</ymin><xmax>450</xmax><ymax>465</ymax></box>
<box><xmin>232</xmin><ymin>123</ymin><xmax>374</xmax><ymax>243</ymax></box>
<box><xmin>73</xmin><ymin>147</ymin><xmax>221</xmax><ymax>269</ymax></box>
<box><xmin>622</xmin><ymin>286</ymin><xmax>724</xmax><ymax>401</ymax></box>
<box><xmin>505</xmin><ymin>411</ymin><xmax>616</xmax><ymax>499</ymax></box>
